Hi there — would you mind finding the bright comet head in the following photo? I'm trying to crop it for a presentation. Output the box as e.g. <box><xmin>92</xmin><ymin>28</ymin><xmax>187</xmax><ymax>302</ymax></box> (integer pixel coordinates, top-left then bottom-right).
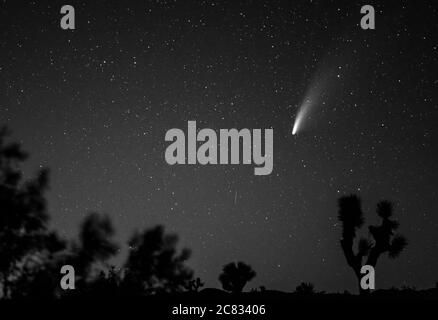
<box><xmin>292</xmin><ymin>117</ymin><xmax>299</xmax><ymax>135</ymax></box>
<box><xmin>292</xmin><ymin>97</ymin><xmax>312</xmax><ymax>136</ymax></box>
<box><xmin>292</xmin><ymin>63</ymin><xmax>334</xmax><ymax>136</ymax></box>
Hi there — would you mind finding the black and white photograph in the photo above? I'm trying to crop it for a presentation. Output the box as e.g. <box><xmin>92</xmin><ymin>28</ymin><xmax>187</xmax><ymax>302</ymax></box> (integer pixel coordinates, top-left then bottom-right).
<box><xmin>0</xmin><ymin>0</ymin><xmax>437</xmax><ymax>318</ymax></box>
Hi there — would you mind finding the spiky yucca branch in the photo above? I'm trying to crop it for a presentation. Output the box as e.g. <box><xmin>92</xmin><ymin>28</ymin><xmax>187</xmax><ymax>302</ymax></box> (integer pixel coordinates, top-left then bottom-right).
<box><xmin>366</xmin><ymin>201</ymin><xmax>407</xmax><ymax>267</ymax></box>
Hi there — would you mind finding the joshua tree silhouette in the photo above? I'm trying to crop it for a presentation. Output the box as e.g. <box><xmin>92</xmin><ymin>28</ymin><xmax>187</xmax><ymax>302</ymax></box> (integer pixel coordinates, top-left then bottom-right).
<box><xmin>219</xmin><ymin>261</ymin><xmax>256</xmax><ymax>294</ymax></box>
<box><xmin>337</xmin><ymin>194</ymin><xmax>407</xmax><ymax>294</ymax></box>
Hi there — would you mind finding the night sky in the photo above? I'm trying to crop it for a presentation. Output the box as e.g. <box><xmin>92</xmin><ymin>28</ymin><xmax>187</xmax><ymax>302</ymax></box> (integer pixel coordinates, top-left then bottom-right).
<box><xmin>1</xmin><ymin>0</ymin><xmax>437</xmax><ymax>293</ymax></box>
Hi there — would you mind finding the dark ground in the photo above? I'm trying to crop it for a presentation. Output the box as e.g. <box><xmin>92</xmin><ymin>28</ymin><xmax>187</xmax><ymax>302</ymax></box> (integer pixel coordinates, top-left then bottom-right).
<box><xmin>1</xmin><ymin>288</ymin><xmax>437</xmax><ymax>319</ymax></box>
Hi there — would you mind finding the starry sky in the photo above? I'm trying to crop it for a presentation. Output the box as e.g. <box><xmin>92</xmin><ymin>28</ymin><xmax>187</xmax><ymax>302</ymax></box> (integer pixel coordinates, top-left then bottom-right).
<box><xmin>1</xmin><ymin>0</ymin><xmax>437</xmax><ymax>293</ymax></box>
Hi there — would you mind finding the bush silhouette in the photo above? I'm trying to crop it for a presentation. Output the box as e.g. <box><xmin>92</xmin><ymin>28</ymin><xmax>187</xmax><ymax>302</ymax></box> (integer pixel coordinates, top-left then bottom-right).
<box><xmin>219</xmin><ymin>261</ymin><xmax>256</xmax><ymax>294</ymax></box>
<box><xmin>185</xmin><ymin>277</ymin><xmax>204</xmax><ymax>292</ymax></box>
<box><xmin>337</xmin><ymin>194</ymin><xmax>407</xmax><ymax>293</ymax></box>
<box><xmin>295</xmin><ymin>282</ymin><xmax>315</xmax><ymax>295</ymax></box>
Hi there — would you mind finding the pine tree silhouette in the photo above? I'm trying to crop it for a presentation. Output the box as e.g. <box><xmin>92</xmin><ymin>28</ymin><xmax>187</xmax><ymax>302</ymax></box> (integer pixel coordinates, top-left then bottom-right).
<box><xmin>337</xmin><ymin>194</ymin><xmax>407</xmax><ymax>294</ymax></box>
<box><xmin>218</xmin><ymin>261</ymin><xmax>256</xmax><ymax>294</ymax></box>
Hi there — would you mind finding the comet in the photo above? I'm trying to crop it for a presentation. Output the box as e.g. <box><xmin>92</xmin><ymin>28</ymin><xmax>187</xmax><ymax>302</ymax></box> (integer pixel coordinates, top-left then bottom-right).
<box><xmin>292</xmin><ymin>64</ymin><xmax>334</xmax><ymax>135</ymax></box>
<box><xmin>292</xmin><ymin>97</ymin><xmax>313</xmax><ymax>135</ymax></box>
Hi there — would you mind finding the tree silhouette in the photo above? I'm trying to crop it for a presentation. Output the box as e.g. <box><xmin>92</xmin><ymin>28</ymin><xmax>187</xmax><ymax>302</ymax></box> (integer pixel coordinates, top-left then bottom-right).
<box><xmin>219</xmin><ymin>261</ymin><xmax>256</xmax><ymax>294</ymax></box>
<box><xmin>337</xmin><ymin>194</ymin><xmax>407</xmax><ymax>293</ymax></box>
<box><xmin>6</xmin><ymin>212</ymin><xmax>118</xmax><ymax>299</ymax></box>
<box><xmin>0</xmin><ymin>127</ymin><xmax>65</xmax><ymax>298</ymax></box>
<box><xmin>69</xmin><ymin>213</ymin><xmax>119</xmax><ymax>281</ymax></box>
<box><xmin>123</xmin><ymin>225</ymin><xmax>193</xmax><ymax>295</ymax></box>
<box><xmin>7</xmin><ymin>231</ymin><xmax>66</xmax><ymax>299</ymax></box>
<box><xmin>0</xmin><ymin>127</ymin><xmax>202</xmax><ymax>299</ymax></box>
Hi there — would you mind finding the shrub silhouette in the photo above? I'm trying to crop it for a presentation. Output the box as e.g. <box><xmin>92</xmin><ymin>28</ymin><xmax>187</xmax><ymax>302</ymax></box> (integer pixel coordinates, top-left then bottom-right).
<box><xmin>85</xmin><ymin>266</ymin><xmax>122</xmax><ymax>298</ymax></box>
<box><xmin>219</xmin><ymin>261</ymin><xmax>256</xmax><ymax>294</ymax></box>
<box><xmin>295</xmin><ymin>282</ymin><xmax>315</xmax><ymax>294</ymax></box>
<box><xmin>337</xmin><ymin>194</ymin><xmax>407</xmax><ymax>293</ymax></box>
<box><xmin>185</xmin><ymin>277</ymin><xmax>204</xmax><ymax>292</ymax></box>
<box><xmin>123</xmin><ymin>225</ymin><xmax>193</xmax><ymax>295</ymax></box>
